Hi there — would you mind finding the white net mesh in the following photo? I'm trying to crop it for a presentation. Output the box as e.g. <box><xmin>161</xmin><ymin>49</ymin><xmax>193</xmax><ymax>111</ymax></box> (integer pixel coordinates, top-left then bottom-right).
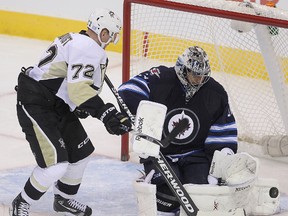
<box><xmin>124</xmin><ymin>0</ymin><xmax>288</xmax><ymax>153</ymax></box>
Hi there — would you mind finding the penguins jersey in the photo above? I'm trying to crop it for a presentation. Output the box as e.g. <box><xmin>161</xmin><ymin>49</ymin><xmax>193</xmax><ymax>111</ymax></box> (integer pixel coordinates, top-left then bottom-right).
<box><xmin>119</xmin><ymin>66</ymin><xmax>238</xmax><ymax>159</ymax></box>
<box><xmin>27</xmin><ymin>30</ymin><xmax>107</xmax><ymax>115</ymax></box>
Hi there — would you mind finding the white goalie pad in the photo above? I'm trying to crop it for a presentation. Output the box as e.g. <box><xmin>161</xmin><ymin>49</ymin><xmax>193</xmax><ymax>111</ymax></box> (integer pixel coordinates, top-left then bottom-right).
<box><xmin>132</xmin><ymin>100</ymin><xmax>167</xmax><ymax>157</ymax></box>
<box><xmin>133</xmin><ymin>180</ymin><xmax>157</xmax><ymax>216</ymax></box>
<box><xmin>180</xmin><ymin>178</ymin><xmax>280</xmax><ymax>216</ymax></box>
<box><xmin>197</xmin><ymin>209</ymin><xmax>245</xmax><ymax>216</ymax></box>
<box><xmin>250</xmin><ymin>178</ymin><xmax>280</xmax><ymax>216</ymax></box>
<box><xmin>133</xmin><ymin>177</ymin><xmax>279</xmax><ymax>216</ymax></box>
<box><xmin>179</xmin><ymin>184</ymin><xmax>248</xmax><ymax>216</ymax></box>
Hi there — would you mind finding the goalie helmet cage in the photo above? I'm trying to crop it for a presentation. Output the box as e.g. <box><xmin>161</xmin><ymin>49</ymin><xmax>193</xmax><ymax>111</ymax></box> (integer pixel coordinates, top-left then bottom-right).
<box><xmin>121</xmin><ymin>0</ymin><xmax>288</xmax><ymax>161</ymax></box>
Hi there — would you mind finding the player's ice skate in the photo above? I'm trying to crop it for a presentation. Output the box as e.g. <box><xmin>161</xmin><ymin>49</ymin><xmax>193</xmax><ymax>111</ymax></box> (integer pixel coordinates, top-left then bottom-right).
<box><xmin>10</xmin><ymin>193</ymin><xmax>30</xmax><ymax>216</ymax></box>
<box><xmin>53</xmin><ymin>195</ymin><xmax>92</xmax><ymax>216</ymax></box>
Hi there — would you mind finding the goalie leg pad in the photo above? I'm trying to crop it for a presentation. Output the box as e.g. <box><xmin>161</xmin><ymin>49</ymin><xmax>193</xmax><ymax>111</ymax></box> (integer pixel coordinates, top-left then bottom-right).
<box><xmin>179</xmin><ymin>184</ymin><xmax>248</xmax><ymax>216</ymax></box>
<box><xmin>133</xmin><ymin>180</ymin><xmax>157</xmax><ymax>216</ymax></box>
<box><xmin>249</xmin><ymin>178</ymin><xmax>280</xmax><ymax>216</ymax></box>
<box><xmin>182</xmin><ymin>184</ymin><xmax>240</xmax><ymax>212</ymax></box>
<box><xmin>195</xmin><ymin>208</ymin><xmax>246</xmax><ymax>216</ymax></box>
<box><xmin>180</xmin><ymin>178</ymin><xmax>280</xmax><ymax>216</ymax></box>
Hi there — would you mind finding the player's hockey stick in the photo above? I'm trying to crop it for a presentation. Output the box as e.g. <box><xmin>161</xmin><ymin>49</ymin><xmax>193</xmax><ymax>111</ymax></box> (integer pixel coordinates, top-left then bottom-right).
<box><xmin>135</xmin><ymin>118</ymin><xmax>189</xmax><ymax>148</ymax></box>
<box><xmin>104</xmin><ymin>74</ymin><xmax>199</xmax><ymax>216</ymax></box>
<box><xmin>104</xmin><ymin>74</ymin><xmax>135</xmax><ymax>123</ymax></box>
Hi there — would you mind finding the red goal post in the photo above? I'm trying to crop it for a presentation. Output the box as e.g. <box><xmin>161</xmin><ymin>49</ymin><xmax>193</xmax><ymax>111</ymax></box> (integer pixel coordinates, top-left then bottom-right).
<box><xmin>121</xmin><ymin>0</ymin><xmax>288</xmax><ymax>161</ymax></box>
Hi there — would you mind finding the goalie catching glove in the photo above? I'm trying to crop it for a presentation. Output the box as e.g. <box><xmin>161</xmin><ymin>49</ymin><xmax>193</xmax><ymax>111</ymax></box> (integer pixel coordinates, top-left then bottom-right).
<box><xmin>209</xmin><ymin>149</ymin><xmax>259</xmax><ymax>186</ymax></box>
<box><xmin>97</xmin><ymin>103</ymin><xmax>132</xmax><ymax>135</ymax></box>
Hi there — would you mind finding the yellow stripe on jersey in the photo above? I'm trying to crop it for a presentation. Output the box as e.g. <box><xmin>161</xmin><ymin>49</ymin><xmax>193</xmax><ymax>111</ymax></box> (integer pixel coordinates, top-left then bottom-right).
<box><xmin>0</xmin><ymin>10</ymin><xmax>122</xmax><ymax>53</ymax></box>
<box><xmin>68</xmin><ymin>80</ymin><xmax>96</xmax><ymax>106</ymax></box>
<box><xmin>42</xmin><ymin>62</ymin><xmax>68</xmax><ymax>80</ymax></box>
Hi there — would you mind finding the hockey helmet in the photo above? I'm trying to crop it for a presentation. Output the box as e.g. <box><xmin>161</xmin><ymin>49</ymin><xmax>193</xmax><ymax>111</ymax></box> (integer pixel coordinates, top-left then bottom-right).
<box><xmin>87</xmin><ymin>9</ymin><xmax>122</xmax><ymax>48</ymax></box>
<box><xmin>175</xmin><ymin>46</ymin><xmax>211</xmax><ymax>101</ymax></box>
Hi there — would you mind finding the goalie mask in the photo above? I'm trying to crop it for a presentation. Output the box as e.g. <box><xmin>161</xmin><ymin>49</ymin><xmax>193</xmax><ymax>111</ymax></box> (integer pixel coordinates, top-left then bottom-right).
<box><xmin>175</xmin><ymin>46</ymin><xmax>211</xmax><ymax>102</ymax></box>
<box><xmin>87</xmin><ymin>9</ymin><xmax>122</xmax><ymax>48</ymax></box>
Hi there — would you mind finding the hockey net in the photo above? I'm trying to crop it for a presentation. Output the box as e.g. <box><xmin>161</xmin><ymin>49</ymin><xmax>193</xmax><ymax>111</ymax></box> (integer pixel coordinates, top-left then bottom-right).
<box><xmin>121</xmin><ymin>0</ymin><xmax>288</xmax><ymax>161</ymax></box>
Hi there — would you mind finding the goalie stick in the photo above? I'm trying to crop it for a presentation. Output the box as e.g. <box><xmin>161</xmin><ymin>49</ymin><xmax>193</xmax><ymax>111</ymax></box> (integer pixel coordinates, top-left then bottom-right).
<box><xmin>104</xmin><ymin>74</ymin><xmax>199</xmax><ymax>216</ymax></box>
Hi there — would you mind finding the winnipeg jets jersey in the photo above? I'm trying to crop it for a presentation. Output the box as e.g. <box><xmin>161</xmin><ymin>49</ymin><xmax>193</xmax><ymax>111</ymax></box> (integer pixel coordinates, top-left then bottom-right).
<box><xmin>119</xmin><ymin>66</ymin><xmax>238</xmax><ymax>159</ymax></box>
<box><xmin>27</xmin><ymin>30</ymin><xmax>107</xmax><ymax>113</ymax></box>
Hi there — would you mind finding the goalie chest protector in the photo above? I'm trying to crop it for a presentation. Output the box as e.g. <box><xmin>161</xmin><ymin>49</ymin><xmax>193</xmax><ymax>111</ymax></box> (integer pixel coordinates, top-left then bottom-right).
<box><xmin>147</xmin><ymin>66</ymin><xmax>235</xmax><ymax>155</ymax></box>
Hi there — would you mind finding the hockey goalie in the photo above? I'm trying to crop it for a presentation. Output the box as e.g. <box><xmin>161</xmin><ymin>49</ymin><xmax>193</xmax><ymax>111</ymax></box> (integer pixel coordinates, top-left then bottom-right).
<box><xmin>118</xmin><ymin>45</ymin><xmax>282</xmax><ymax>215</ymax></box>
<box><xmin>131</xmin><ymin>102</ymin><xmax>280</xmax><ymax>216</ymax></box>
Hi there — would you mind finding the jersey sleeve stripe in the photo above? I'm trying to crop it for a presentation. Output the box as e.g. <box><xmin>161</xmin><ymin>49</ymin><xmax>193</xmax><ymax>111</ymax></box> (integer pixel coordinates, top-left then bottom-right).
<box><xmin>205</xmin><ymin>136</ymin><xmax>238</xmax><ymax>144</ymax></box>
<box><xmin>130</xmin><ymin>76</ymin><xmax>150</xmax><ymax>92</ymax></box>
<box><xmin>119</xmin><ymin>84</ymin><xmax>149</xmax><ymax>98</ymax></box>
<box><xmin>209</xmin><ymin>122</ymin><xmax>237</xmax><ymax>131</ymax></box>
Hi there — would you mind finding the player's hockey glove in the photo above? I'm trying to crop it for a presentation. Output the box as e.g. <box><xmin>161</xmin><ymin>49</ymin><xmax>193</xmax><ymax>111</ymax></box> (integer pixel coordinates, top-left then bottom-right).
<box><xmin>97</xmin><ymin>103</ymin><xmax>132</xmax><ymax>135</ymax></box>
<box><xmin>73</xmin><ymin>108</ymin><xmax>90</xmax><ymax>119</ymax></box>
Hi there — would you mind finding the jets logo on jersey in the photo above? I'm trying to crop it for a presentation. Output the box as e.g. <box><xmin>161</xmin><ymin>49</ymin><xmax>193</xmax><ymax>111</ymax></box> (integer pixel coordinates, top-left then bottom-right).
<box><xmin>163</xmin><ymin>108</ymin><xmax>200</xmax><ymax>145</ymax></box>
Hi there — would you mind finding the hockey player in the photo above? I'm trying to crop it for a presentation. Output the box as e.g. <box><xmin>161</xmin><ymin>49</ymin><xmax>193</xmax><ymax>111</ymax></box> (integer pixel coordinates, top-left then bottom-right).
<box><xmin>118</xmin><ymin>46</ymin><xmax>238</xmax><ymax>215</ymax></box>
<box><xmin>10</xmin><ymin>8</ymin><xmax>131</xmax><ymax>216</ymax></box>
